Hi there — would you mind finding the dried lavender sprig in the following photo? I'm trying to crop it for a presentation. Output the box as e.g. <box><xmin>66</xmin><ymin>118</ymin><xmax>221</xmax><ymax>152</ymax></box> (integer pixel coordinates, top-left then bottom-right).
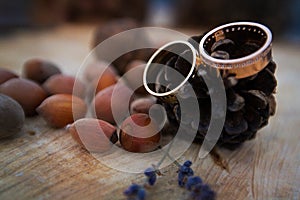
<box><xmin>186</xmin><ymin>176</ymin><xmax>215</xmax><ymax>200</ymax></box>
<box><xmin>178</xmin><ymin>160</ymin><xmax>194</xmax><ymax>187</ymax></box>
<box><xmin>124</xmin><ymin>184</ymin><xmax>146</xmax><ymax>200</ymax></box>
<box><xmin>124</xmin><ymin>138</ymin><xmax>215</xmax><ymax>200</ymax></box>
<box><xmin>144</xmin><ymin>167</ymin><xmax>157</xmax><ymax>186</ymax></box>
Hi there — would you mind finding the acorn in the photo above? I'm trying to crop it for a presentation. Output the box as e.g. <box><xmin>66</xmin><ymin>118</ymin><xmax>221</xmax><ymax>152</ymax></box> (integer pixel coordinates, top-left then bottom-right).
<box><xmin>119</xmin><ymin>113</ymin><xmax>161</xmax><ymax>153</ymax></box>
<box><xmin>37</xmin><ymin>94</ymin><xmax>87</xmax><ymax>128</ymax></box>
<box><xmin>42</xmin><ymin>74</ymin><xmax>86</xmax><ymax>98</ymax></box>
<box><xmin>93</xmin><ymin>84</ymin><xmax>134</xmax><ymax>124</ymax></box>
<box><xmin>0</xmin><ymin>78</ymin><xmax>47</xmax><ymax>116</ymax></box>
<box><xmin>23</xmin><ymin>58</ymin><xmax>61</xmax><ymax>84</ymax></box>
<box><xmin>67</xmin><ymin>118</ymin><xmax>118</xmax><ymax>152</ymax></box>
<box><xmin>0</xmin><ymin>94</ymin><xmax>25</xmax><ymax>139</ymax></box>
<box><xmin>0</xmin><ymin>68</ymin><xmax>18</xmax><ymax>85</ymax></box>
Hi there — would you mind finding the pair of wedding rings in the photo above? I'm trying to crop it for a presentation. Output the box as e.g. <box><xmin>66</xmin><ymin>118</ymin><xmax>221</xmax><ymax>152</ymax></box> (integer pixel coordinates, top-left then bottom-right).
<box><xmin>143</xmin><ymin>22</ymin><xmax>273</xmax><ymax>103</ymax></box>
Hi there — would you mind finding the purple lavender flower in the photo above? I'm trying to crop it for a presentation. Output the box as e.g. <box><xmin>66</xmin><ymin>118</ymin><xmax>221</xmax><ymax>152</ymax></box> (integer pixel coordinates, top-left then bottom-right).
<box><xmin>178</xmin><ymin>160</ymin><xmax>194</xmax><ymax>187</ymax></box>
<box><xmin>144</xmin><ymin>167</ymin><xmax>157</xmax><ymax>186</ymax></box>
<box><xmin>186</xmin><ymin>176</ymin><xmax>203</xmax><ymax>190</ymax></box>
<box><xmin>189</xmin><ymin>183</ymin><xmax>216</xmax><ymax>200</ymax></box>
<box><xmin>124</xmin><ymin>184</ymin><xmax>146</xmax><ymax>200</ymax></box>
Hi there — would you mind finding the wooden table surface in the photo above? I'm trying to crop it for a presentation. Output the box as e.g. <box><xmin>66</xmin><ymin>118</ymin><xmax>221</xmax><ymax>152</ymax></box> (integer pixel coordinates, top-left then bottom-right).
<box><xmin>0</xmin><ymin>24</ymin><xmax>299</xmax><ymax>200</ymax></box>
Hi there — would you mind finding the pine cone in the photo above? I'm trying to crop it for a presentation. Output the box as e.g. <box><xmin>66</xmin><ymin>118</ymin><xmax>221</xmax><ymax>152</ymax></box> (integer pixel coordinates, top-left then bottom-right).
<box><xmin>158</xmin><ymin>35</ymin><xmax>277</xmax><ymax>150</ymax></box>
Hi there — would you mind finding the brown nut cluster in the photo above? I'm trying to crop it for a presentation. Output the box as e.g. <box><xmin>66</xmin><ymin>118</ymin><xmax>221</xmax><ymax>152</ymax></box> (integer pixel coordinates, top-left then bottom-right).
<box><xmin>1</xmin><ymin>56</ymin><xmax>163</xmax><ymax>154</ymax></box>
<box><xmin>0</xmin><ymin>59</ymin><xmax>87</xmax><ymax>128</ymax></box>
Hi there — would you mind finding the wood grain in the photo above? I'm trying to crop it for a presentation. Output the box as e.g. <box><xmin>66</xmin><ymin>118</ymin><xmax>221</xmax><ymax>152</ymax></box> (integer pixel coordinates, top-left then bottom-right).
<box><xmin>0</xmin><ymin>25</ymin><xmax>299</xmax><ymax>200</ymax></box>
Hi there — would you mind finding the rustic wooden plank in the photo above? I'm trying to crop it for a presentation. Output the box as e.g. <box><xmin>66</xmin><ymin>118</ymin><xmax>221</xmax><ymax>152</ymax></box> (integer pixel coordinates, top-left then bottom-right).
<box><xmin>0</xmin><ymin>25</ymin><xmax>299</xmax><ymax>200</ymax></box>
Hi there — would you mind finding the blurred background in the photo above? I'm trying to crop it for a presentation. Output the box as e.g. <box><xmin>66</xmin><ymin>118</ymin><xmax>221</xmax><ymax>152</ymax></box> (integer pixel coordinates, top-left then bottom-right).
<box><xmin>0</xmin><ymin>0</ymin><xmax>299</xmax><ymax>42</ymax></box>
<box><xmin>0</xmin><ymin>2</ymin><xmax>299</xmax><ymax>199</ymax></box>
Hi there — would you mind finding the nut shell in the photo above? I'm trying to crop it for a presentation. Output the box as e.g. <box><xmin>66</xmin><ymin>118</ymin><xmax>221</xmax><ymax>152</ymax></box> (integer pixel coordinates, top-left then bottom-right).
<box><xmin>0</xmin><ymin>78</ymin><xmax>47</xmax><ymax>116</ymax></box>
<box><xmin>94</xmin><ymin>71</ymin><xmax>117</xmax><ymax>94</ymax></box>
<box><xmin>130</xmin><ymin>97</ymin><xmax>156</xmax><ymax>114</ymax></box>
<box><xmin>23</xmin><ymin>58</ymin><xmax>61</xmax><ymax>83</ymax></box>
<box><xmin>0</xmin><ymin>94</ymin><xmax>25</xmax><ymax>139</ymax></box>
<box><xmin>119</xmin><ymin>113</ymin><xmax>161</xmax><ymax>153</ymax></box>
<box><xmin>42</xmin><ymin>74</ymin><xmax>85</xmax><ymax>98</ymax></box>
<box><xmin>68</xmin><ymin>118</ymin><xmax>118</xmax><ymax>152</ymax></box>
<box><xmin>93</xmin><ymin>84</ymin><xmax>133</xmax><ymax>124</ymax></box>
<box><xmin>37</xmin><ymin>94</ymin><xmax>87</xmax><ymax>128</ymax></box>
<box><xmin>83</xmin><ymin>61</ymin><xmax>117</xmax><ymax>83</ymax></box>
<box><xmin>0</xmin><ymin>68</ymin><xmax>18</xmax><ymax>85</ymax></box>
<box><xmin>88</xmin><ymin>67</ymin><xmax>118</xmax><ymax>95</ymax></box>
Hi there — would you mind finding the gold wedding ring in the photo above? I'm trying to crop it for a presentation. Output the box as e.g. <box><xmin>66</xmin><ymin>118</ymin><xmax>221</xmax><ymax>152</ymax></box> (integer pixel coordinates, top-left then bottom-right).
<box><xmin>143</xmin><ymin>40</ymin><xmax>198</xmax><ymax>103</ymax></box>
<box><xmin>143</xmin><ymin>22</ymin><xmax>273</xmax><ymax>102</ymax></box>
<box><xmin>199</xmin><ymin>22</ymin><xmax>272</xmax><ymax>79</ymax></box>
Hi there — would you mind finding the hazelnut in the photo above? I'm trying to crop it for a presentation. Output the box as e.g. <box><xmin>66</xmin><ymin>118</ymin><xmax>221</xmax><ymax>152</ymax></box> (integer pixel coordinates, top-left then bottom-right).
<box><xmin>42</xmin><ymin>74</ymin><xmax>85</xmax><ymax>98</ymax></box>
<box><xmin>93</xmin><ymin>84</ymin><xmax>134</xmax><ymax>124</ymax></box>
<box><xmin>23</xmin><ymin>58</ymin><xmax>61</xmax><ymax>84</ymax></box>
<box><xmin>0</xmin><ymin>94</ymin><xmax>25</xmax><ymax>139</ymax></box>
<box><xmin>67</xmin><ymin>118</ymin><xmax>118</xmax><ymax>152</ymax></box>
<box><xmin>87</xmin><ymin>68</ymin><xmax>118</xmax><ymax>96</ymax></box>
<box><xmin>37</xmin><ymin>94</ymin><xmax>87</xmax><ymax>128</ymax></box>
<box><xmin>119</xmin><ymin>113</ymin><xmax>161</xmax><ymax>153</ymax></box>
<box><xmin>0</xmin><ymin>68</ymin><xmax>18</xmax><ymax>85</ymax></box>
<box><xmin>83</xmin><ymin>61</ymin><xmax>117</xmax><ymax>83</ymax></box>
<box><xmin>130</xmin><ymin>97</ymin><xmax>157</xmax><ymax>114</ymax></box>
<box><xmin>94</xmin><ymin>70</ymin><xmax>118</xmax><ymax>94</ymax></box>
<box><xmin>0</xmin><ymin>78</ymin><xmax>47</xmax><ymax>116</ymax></box>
